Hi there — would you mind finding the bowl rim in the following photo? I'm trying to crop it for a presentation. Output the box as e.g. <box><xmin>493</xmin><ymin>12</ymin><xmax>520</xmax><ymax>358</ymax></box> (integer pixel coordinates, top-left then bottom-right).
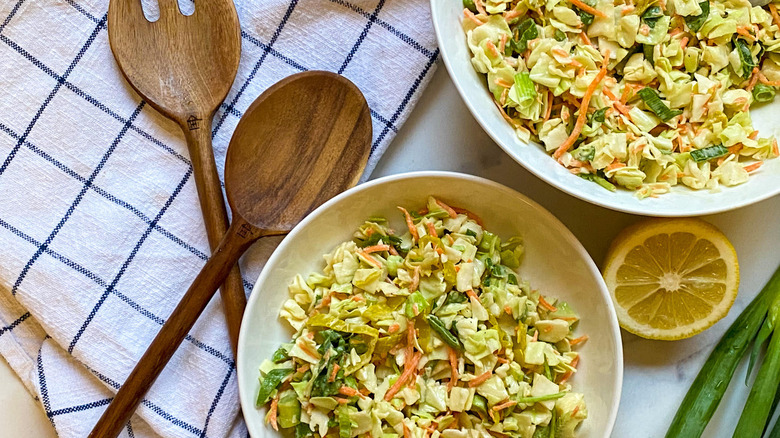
<box><xmin>429</xmin><ymin>0</ymin><xmax>780</xmax><ymax>217</ymax></box>
<box><xmin>237</xmin><ymin>170</ymin><xmax>624</xmax><ymax>438</ymax></box>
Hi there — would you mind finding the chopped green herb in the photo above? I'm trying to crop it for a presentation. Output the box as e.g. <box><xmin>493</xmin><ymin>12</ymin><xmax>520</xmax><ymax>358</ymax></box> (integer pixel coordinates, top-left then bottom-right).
<box><xmin>685</xmin><ymin>1</ymin><xmax>709</xmax><ymax>32</ymax></box>
<box><xmin>578</xmin><ymin>172</ymin><xmax>617</xmax><ymax>191</ymax></box>
<box><xmin>256</xmin><ymin>368</ymin><xmax>293</xmax><ymax>405</ymax></box>
<box><xmin>753</xmin><ymin>83</ymin><xmax>776</xmax><ymax>103</ymax></box>
<box><xmin>735</xmin><ymin>38</ymin><xmax>756</xmax><ymax>79</ymax></box>
<box><xmin>426</xmin><ymin>314</ymin><xmax>464</xmax><ymax>351</ymax></box>
<box><xmin>637</xmin><ymin>88</ymin><xmax>683</xmax><ymax>121</ymax></box>
<box><xmin>690</xmin><ymin>144</ymin><xmax>729</xmax><ymax>162</ymax></box>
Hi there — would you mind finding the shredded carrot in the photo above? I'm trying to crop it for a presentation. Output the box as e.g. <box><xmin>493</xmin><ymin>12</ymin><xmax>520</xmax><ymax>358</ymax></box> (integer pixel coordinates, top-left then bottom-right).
<box><xmin>538</xmin><ymin>296</ymin><xmax>558</xmax><ymax>312</ymax></box>
<box><xmin>398</xmin><ymin>206</ymin><xmax>419</xmax><ymax>242</ymax></box>
<box><xmin>335</xmin><ymin>397</ymin><xmax>350</xmax><ymax>404</ymax></box>
<box><xmin>621</xmin><ymin>4</ymin><xmax>635</xmax><ymax>14</ymax></box>
<box><xmin>486</xmin><ymin>40</ymin><xmax>500</xmax><ymax>58</ymax></box>
<box><xmin>619</xmin><ymin>85</ymin><xmax>632</xmax><ymax>104</ymax></box>
<box><xmin>499</xmin><ymin>33</ymin><xmax>508</xmax><ymax>53</ymax></box>
<box><xmin>758</xmin><ymin>72</ymin><xmax>780</xmax><ymax>87</ymax></box>
<box><xmin>360</xmin><ymin>387</ymin><xmax>371</xmax><ymax>396</ymax></box>
<box><xmin>363</xmin><ymin>244</ymin><xmax>391</xmax><ymax>254</ymax></box>
<box><xmin>434</xmin><ymin>198</ymin><xmax>458</xmax><ymax>219</ymax></box>
<box><xmin>424</xmin><ymin>221</ymin><xmax>437</xmax><ymax>238</ymax></box>
<box><xmin>492</xmin><ymin>400</ymin><xmax>518</xmax><ymax>411</ymax></box>
<box><xmin>579</xmin><ymin>31</ymin><xmax>592</xmax><ymax>46</ymax></box>
<box><xmin>464</xmin><ymin>8</ymin><xmax>483</xmax><ymax>25</ymax></box>
<box><xmin>572</xmin><ymin>405</ymin><xmax>580</xmax><ymax>416</ymax></box>
<box><xmin>614</xmin><ymin>101</ymin><xmax>631</xmax><ymax>117</ymax></box>
<box><xmin>402</xmin><ymin>422</ymin><xmax>412</xmax><ymax>438</ymax></box>
<box><xmin>268</xmin><ymin>396</ymin><xmax>279</xmax><ymax>431</ymax></box>
<box><xmin>746</xmin><ymin>67</ymin><xmax>760</xmax><ymax>91</ymax></box>
<box><xmin>744</xmin><ymin>162</ymin><xmax>763</xmax><ymax>172</ymax></box>
<box><xmin>679</xmin><ymin>37</ymin><xmax>689</xmax><ymax>49</ymax></box>
<box><xmin>329</xmin><ymin>363</ymin><xmax>341</xmax><ymax>382</ymax></box>
<box><xmin>406</xmin><ymin>318</ymin><xmax>417</xmax><ymax>370</ymax></box>
<box><xmin>504</xmin><ymin>305</ymin><xmax>513</xmax><ymax>315</ymax></box>
<box><xmin>385</xmin><ymin>351</ymin><xmax>422</xmax><ymax>401</ymax></box>
<box><xmin>339</xmin><ymin>386</ymin><xmax>360</xmax><ymax>397</ymax></box>
<box><xmin>571</xmin><ymin>355</ymin><xmax>580</xmax><ymax>368</ymax></box>
<box><xmin>559</xmin><ymin>370</ymin><xmax>574</xmax><ymax>384</ymax></box>
<box><xmin>357</xmin><ymin>250</ymin><xmax>383</xmax><ymax>268</ymax></box>
<box><xmin>496</xmin><ymin>356</ymin><xmax>509</xmax><ymax>364</ymax></box>
<box><xmin>553</xmin><ymin>49</ymin><xmax>610</xmax><ymax>159</ymax></box>
<box><xmin>468</xmin><ymin>371</ymin><xmax>493</xmax><ymax>387</ymax></box>
<box><xmin>451</xmin><ymin>207</ymin><xmax>484</xmax><ymax>227</ymax></box>
<box><xmin>570</xmin><ymin>334</ymin><xmax>589</xmax><ymax>346</ymax></box>
<box><xmin>504</xmin><ymin>9</ymin><xmax>521</xmax><ymax>21</ymax></box>
<box><xmin>297</xmin><ymin>364</ymin><xmax>310</xmax><ymax>374</ymax></box>
<box><xmin>389</xmin><ymin>246</ymin><xmax>399</xmax><ymax>256</ymax></box>
<box><xmin>448</xmin><ymin>347</ymin><xmax>459</xmax><ymax>391</ymax></box>
<box><xmin>466</xmin><ymin>289</ymin><xmax>481</xmax><ymax>303</ymax></box>
<box><xmin>771</xmin><ymin>3</ymin><xmax>780</xmax><ymax>30</ymax></box>
<box><xmin>315</xmin><ymin>293</ymin><xmax>332</xmax><ymax>309</ymax></box>
<box><xmin>532</xmin><ymin>330</ymin><xmax>539</xmax><ymax>342</ymax></box>
<box><xmin>551</xmin><ymin>47</ymin><xmax>570</xmax><ymax>59</ymax></box>
<box><xmin>737</xmin><ymin>27</ymin><xmax>756</xmax><ymax>41</ymax></box>
<box><xmin>410</xmin><ymin>266</ymin><xmax>421</xmax><ymax>295</ymax></box>
<box><xmin>569</xmin><ymin>0</ymin><xmax>606</xmax><ymax>17</ymax></box>
<box><xmin>474</xmin><ymin>0</ymin><xmax>487</xmax><ymax>15</ymax></box>
<box><xmin>774</xmin><ymin>139</ymin><xmax>779</xmax><ymax>157</ymax></box>
<box><xmin>299</xmin><ymin>339</ymin><xmax>321</xmax><ymax>359</ymax></box>
<box><xmin>494</xmin><ymin>77</ymin><xmax>513</xmax><ymax>88</ymax></box>
<box><xmin>388</xmin><ymin>323</ymin><xmax>401</xmax><ymax>334</ymax></box>
<box><xmin>602</xmin><ymin>87</ymin><xmax>618</xmax><ymax>102</ymax></box>
<box><xmin>749</xmin><ymin>130</ymin><xmax>759</xmax><ymax>141</ymax></box>
<box><xmin>606</xmin><ymin>161</ymin><xmax>626</xmax><ymax>171</ymax></box>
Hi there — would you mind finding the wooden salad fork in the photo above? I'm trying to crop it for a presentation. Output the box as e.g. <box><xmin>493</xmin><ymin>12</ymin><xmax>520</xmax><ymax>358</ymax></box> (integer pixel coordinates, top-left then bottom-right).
<box><xmin>108</xmin><ymin>0</ymin><xmax>246</xmax><ymax>353</ymax></box>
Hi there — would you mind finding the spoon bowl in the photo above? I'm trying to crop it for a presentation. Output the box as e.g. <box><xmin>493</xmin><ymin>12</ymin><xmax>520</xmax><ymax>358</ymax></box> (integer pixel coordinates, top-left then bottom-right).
<box><xmin>226</xmin><ymin>71</ymin><xmax>372</xmax><ymax>233</ymax></box>
<box><xmin>89</xmin><ymin>71</ymin><xmax>372</xmax><ymax>437</ymax></box>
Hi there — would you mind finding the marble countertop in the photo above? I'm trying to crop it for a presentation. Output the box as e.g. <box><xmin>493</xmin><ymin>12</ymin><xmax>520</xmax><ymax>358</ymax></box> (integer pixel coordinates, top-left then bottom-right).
<box><xmin>2</xmin><ymin>66</ymin><xmax>779</xmax><ymax>437</ymax></box>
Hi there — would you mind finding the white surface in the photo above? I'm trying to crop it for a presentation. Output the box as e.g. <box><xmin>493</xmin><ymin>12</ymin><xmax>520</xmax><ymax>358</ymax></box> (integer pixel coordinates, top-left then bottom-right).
<box><xmin>2</xmin><ymin>66</ymin><xmax>780</xmax><ymax>436</ymax></box>
<box><xmin>238</xmin><ymin>172</ymin><xmax>623</xmax><ymax>437</ymax></box>
<box><xmin>430</xmin><ymin>0</ymin><xmax>780</xmax><ymax>217</ymax></box>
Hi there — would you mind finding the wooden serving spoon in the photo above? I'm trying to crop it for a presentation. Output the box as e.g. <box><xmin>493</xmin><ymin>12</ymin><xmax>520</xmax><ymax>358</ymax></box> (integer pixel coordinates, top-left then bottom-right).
<box><xmin>88</xmin><ymin>71</ymin><xmax>372</xmax><ymax>437</ymax></box>
<box><xmin>108</xmin><ymin>0</ymin><xmax>246</xmax><ymax>353</ymax></box>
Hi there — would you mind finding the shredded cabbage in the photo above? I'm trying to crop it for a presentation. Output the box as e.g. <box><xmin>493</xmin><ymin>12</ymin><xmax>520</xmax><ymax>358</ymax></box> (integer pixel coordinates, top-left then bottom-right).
<box><xmin>257</xmin><ymin>197</ymin><xmax>588</xmax><ymax>437</ymax></box>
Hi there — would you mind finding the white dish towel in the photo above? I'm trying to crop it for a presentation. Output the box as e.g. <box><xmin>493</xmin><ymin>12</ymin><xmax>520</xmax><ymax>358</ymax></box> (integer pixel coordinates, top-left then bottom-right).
<box><xmin>0</xmin><ymin>0</ymin><xmax>438</xmax><ymax>436</ymax></box>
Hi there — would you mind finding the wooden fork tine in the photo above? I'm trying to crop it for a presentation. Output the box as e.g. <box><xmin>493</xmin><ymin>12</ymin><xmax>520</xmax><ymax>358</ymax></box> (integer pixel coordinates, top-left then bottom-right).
<box><xmin>157</xmin><ymin>0</ymin><xmax>182</xmax><ymax>18</ymax></box>
<box><xmin>108</xmin><ymin>0</ymin><xmax>147</xmax><ymax>23</ymax></box>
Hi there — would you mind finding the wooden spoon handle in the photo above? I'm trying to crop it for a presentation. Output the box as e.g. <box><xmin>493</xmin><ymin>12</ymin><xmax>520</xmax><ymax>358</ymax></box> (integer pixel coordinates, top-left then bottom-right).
<box><xmin>88</xmin><ymin>217</ymin><xmax>260</xmax><ymax>438</ymax></box>
<box><xmin>182</xmin><ymin>115</ymin><xmax>246</xmax><ymax>355</ymax></box>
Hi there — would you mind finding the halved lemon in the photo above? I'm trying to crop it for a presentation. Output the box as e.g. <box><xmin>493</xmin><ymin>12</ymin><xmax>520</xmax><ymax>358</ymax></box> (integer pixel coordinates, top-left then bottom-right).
<box><xmin>603</xmin><ymin>218</ymin><xmax>739</xmax><ymax>340</ymax></box>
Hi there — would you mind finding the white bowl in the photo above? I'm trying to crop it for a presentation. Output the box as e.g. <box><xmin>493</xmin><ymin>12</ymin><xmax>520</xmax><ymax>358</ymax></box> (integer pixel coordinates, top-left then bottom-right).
<box><xmin>430</xmin><ymin>0</ymin><xmax>780</xmax><ymax>216</ymax></box>
<box><xmin>237</xmin><ymin>171</ymin><xmax>623</xmax><ymax>437</ymax></box>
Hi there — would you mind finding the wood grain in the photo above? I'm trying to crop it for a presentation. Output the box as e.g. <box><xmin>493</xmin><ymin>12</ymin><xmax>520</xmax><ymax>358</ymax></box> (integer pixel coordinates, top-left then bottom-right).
<box><xmin>107</xmin><ymin>0</ymin><xmax>246</xmax><ymax>355</ymax></box>
<box><xmin>88</xmin><ymin>71</ymin><xmax>372</xmax><ymax>437</ymax></box>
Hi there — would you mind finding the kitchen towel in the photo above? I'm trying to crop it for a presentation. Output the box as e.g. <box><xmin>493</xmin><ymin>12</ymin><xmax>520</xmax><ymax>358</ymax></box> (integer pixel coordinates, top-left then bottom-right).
<box><xmin>0</xmin><ymin>0</ymin><xmax>438</xmax><ymax>436</ymax></box>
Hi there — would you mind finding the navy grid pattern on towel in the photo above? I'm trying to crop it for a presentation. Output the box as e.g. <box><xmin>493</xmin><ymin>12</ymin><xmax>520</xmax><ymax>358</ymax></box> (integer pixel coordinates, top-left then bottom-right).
<box><xmin>0</xmin><ymin>0</ymin><xmax>438</xmax><ymax>437</ymax></box>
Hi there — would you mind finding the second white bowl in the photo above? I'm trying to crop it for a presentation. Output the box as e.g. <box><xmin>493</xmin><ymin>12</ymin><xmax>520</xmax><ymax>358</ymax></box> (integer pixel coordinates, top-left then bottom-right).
<box><xmin>430</xmin><ymin>0</ymin><xmax>780</xmax><ymax>216</ymax></box>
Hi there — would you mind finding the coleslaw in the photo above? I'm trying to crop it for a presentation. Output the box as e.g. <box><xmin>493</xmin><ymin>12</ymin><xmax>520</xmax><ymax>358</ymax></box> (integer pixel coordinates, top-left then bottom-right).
<box><xmin>256</xmin><ymin>197</ymin><xmax>587</xmax><ymax>438</ymax></box>
<box><xmin>462</xmin><ymin>0</ymin><xmax>780</xmax><ymax>197</ymax></box>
